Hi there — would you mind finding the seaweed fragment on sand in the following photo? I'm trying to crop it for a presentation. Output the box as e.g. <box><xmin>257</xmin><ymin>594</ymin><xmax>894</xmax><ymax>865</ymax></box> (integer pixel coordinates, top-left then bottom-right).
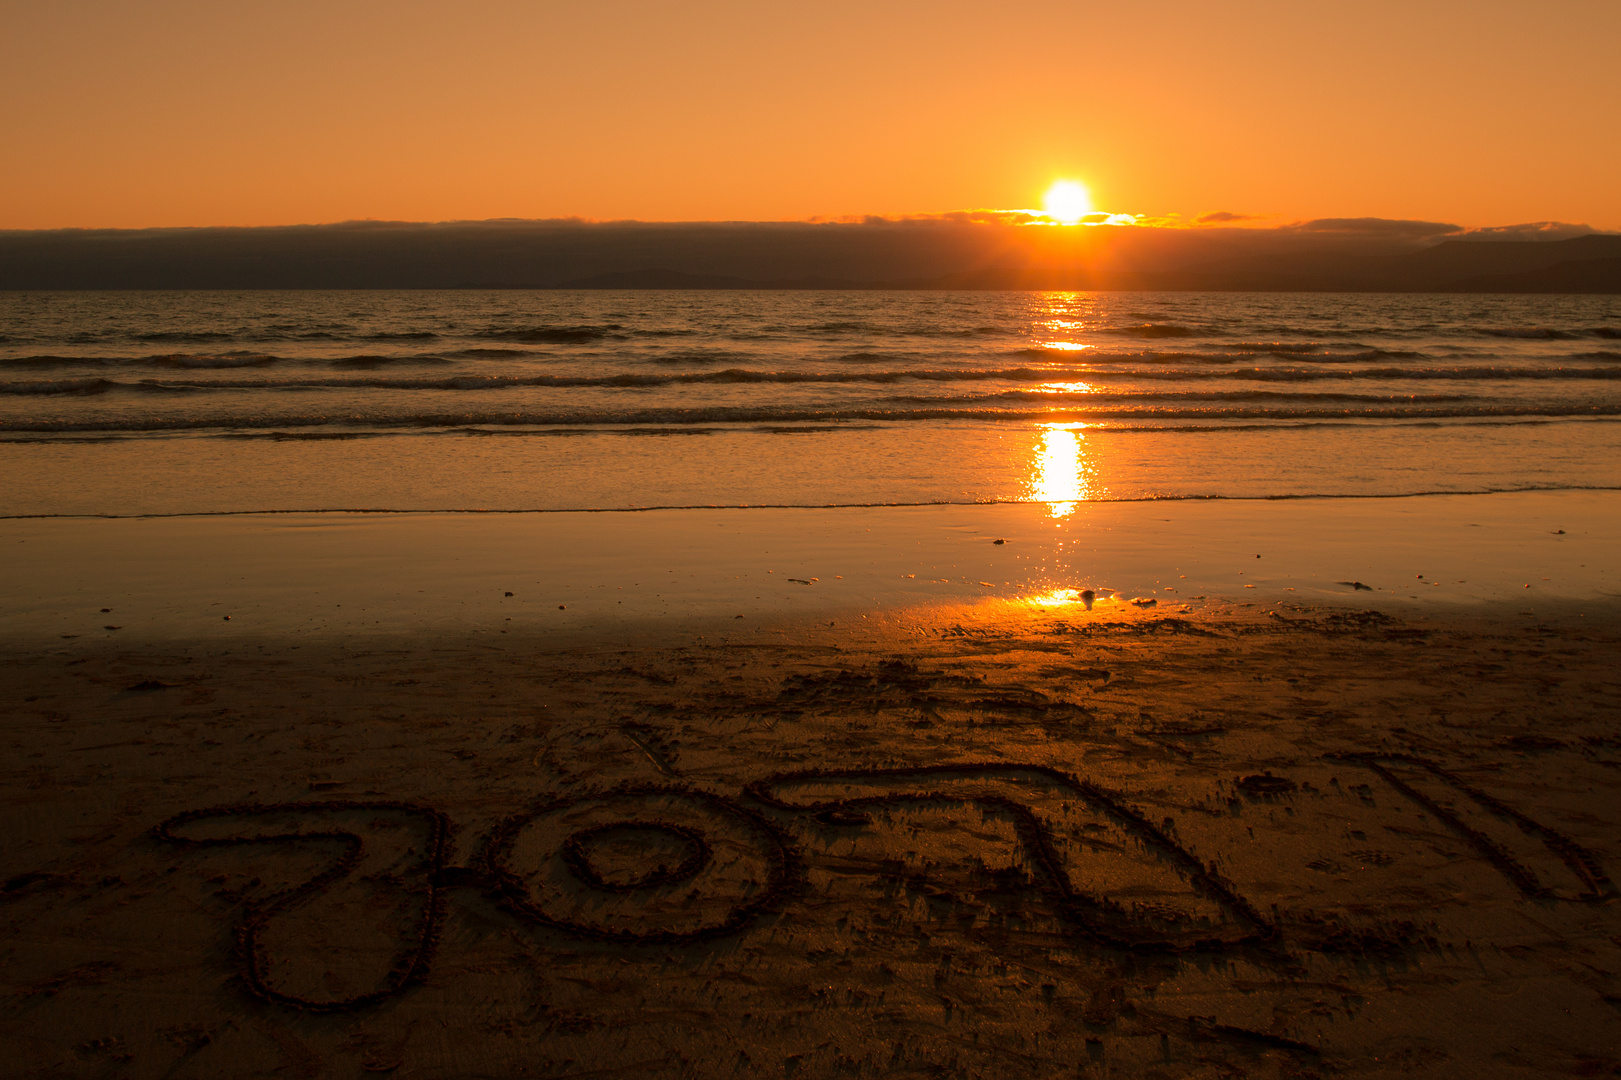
<box><xmin>1236</xmin><ymin>772</ymin><xmax>1298</xmax><ymax>798</ymax></box>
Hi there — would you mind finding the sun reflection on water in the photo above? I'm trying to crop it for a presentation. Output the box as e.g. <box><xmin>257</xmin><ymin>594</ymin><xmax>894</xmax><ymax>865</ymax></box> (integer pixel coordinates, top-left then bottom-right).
<box><xmin>1031</xmin><ymin>293</ymin><xmax>1099</xmax><ymax>353</ymax></box>
<box><xmin>1027</xmin><ymin>423</ymin><xmax>1098</xmax><ymax>519</ymax></box>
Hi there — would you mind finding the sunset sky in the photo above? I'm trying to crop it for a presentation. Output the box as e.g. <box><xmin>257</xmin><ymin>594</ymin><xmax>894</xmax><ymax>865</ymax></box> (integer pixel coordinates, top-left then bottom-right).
<box><xmin>2</xmin><ymin>0</ymin><xmax>1617</xmax><ymax>231</ymax></box>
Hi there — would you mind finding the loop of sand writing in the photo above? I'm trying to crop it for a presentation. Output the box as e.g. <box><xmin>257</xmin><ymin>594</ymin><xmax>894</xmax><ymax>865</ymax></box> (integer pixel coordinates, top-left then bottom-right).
<box><xmin>479</xmin><ymin>785</ymin><xmax>800</xmax><ymax>943</ymax></box>
<box><xmin>559</xmin><ymin>821</ymin><xmax>712</xmax><ymax>892</ymax></box>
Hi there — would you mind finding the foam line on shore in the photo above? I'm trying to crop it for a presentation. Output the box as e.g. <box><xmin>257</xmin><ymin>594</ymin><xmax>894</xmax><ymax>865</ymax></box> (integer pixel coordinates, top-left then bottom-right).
<box><xmin>4</xmin><ymin>483</ymin><xmax>1621</xmax><ymax>520</ymax></box>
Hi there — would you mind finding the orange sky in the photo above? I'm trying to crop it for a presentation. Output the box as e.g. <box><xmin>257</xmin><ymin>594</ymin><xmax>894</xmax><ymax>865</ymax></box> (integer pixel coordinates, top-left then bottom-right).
<box><xmin>3</xmin><ymin>0</ymin><xmax>1617</xmax><ymax>231</ymax></box>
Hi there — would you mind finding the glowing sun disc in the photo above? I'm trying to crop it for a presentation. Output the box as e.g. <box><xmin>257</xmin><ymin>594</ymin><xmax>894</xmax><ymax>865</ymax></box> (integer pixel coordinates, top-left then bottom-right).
<box><xmin>1043</xmin><ymin>181</ymin><xmax>1094</xmax><ymax>224</ymax></box>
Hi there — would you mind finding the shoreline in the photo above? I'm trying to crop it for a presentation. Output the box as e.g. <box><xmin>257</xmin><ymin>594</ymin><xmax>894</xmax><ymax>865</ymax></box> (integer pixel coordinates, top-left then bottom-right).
<box><xmin>6</xmin><ymin>481</ymin><xmax>1621</xmax><ymax>517</ymax></box>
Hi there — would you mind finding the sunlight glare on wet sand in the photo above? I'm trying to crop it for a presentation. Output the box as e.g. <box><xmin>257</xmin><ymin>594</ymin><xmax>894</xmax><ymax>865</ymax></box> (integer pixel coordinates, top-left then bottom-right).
<box><xmin>1016</xmin><ymin>423</ymin><xmax>1106</xmax><ymax>602</ymax></box>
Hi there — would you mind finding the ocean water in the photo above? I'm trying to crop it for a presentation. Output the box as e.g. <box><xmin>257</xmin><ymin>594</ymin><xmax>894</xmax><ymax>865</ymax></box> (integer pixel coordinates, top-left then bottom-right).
<box><xmin>2</xmin><ymin>289</ymin><xmax>1618</xmax><ymax>516</ymax></box>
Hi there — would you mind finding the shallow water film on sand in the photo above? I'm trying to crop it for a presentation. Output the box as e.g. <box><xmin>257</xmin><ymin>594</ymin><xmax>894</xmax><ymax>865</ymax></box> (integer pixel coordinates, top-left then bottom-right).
<box><xmin>2</xmin><ymin>289</ymin><xmax>1619</xmax><ymax>514</ymax></box>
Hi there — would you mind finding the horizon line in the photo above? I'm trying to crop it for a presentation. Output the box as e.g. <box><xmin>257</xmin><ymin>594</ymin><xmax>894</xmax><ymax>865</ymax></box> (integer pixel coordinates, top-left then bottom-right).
<box><xmin>0</xmin><ymin>213</ymin><xmax>1610</xmax><ymax>239</ymax></box>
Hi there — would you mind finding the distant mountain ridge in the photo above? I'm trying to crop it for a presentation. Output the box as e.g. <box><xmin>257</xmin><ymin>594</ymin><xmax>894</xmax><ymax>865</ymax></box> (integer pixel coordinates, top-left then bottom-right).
<box><xmin>2</xmin><ymin>219</ymin><xmax>1616</xmax><ymax>292</ymax></box>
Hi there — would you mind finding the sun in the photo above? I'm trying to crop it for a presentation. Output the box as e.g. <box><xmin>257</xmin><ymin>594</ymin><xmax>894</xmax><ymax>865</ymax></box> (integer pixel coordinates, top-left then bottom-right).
<box><xmin>1042</xmin><ymin>180</ymin><xmax>1094</xmax><ymax>224</ymax></box>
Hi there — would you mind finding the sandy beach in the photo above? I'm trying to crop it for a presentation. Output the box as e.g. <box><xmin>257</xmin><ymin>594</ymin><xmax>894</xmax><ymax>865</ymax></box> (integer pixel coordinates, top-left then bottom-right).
<box><xmin>2</xmin><ymin>494</ymin><xmax>1619</xmax><ymax>1078</ymax></box>
<box><xmin>7</xmin><ymin>0</ymin><xmax>1621</xmax><ymax>1072</ymax></box>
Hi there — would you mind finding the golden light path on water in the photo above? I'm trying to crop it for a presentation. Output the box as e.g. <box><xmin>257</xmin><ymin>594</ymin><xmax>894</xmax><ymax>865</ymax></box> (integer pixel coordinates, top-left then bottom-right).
<box><xmin>1028</xmin><ymin>422</ymin><xmax>1098</xmax><ymax>519</ymax></box>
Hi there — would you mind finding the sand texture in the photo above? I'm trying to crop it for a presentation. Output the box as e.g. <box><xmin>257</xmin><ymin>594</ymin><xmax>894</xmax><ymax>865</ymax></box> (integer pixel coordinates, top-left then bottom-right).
<box><xmin>3</xmin><ymin>602</ymin><xmax>1620</xmax><ymax>1078</ymax></box>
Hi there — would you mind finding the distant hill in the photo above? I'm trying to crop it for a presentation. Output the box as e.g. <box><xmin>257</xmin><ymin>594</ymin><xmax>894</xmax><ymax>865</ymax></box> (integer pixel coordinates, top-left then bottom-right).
<box><xmin>1398</xmin><ymin>235</ymin><xmax>1621</xmax><ymax>292</ymax></box>
<box><xmin>881</xmin><ymin>235</ymin><xmax>1621</xmax><ymax>292</ymax></box>
<box><xmin>1443</xmin><ymin>257</ymin><xmax>1621</xmax><ymax>294</ymax></box>
<box><xmin>552</xmin><ymin>268</ymin><xmax>756</xmax><ymax>289</ymax></box>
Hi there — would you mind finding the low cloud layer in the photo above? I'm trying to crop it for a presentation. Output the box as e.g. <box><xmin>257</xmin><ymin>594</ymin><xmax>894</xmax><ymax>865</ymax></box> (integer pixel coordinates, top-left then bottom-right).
<box><xmin>0</xmin><ymin>217</ymin><xmax>1612</xmax><ymax>291</ymax></box>
<box><xmin>1458</xmin><ymin>221</ymin><xmax>1600</xmax><ymax>242</ymax></box>
<box><xmin>1280</xmin><ymin>217</ymin><xmax>1465</xmax><ymax>240</ymax></box>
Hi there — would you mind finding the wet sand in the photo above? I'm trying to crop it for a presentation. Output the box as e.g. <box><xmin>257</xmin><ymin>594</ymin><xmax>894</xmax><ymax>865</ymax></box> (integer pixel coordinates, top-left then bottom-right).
<box><xmin>2</xmin><ymin>495</ymin><xmax>1620</xmax><ymax>1078</ymax></box>
<box><xmin>2</xmin><ymin>490</ymin><xmax>1615</xmax><ymax>643</ymax></box>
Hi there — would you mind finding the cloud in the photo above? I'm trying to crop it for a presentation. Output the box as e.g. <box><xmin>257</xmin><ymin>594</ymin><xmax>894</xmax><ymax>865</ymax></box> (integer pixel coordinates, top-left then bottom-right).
<box><xmin>4</xmin><ymin>215</ymin><xmax>1611</xmax><ymax>290</ymax></box>
<box><xmin>808</xmin><ymin>210</ymin><xmax>1044</xmax><ymax>226</ymax></box>
<box><xmin>1196</xmin><ymin>211</ymin><xmax>1261</xmax><ymax>224</ymax></box>
<box><xmin>1283</xmin><ymin>217</ymin><xmax>1463</xmax><ymax>240</ymax></box>
<box><xmin>1456</xmin><ymin>221</ymin><xmax>1600</xmax><ymax>242</ymax></box>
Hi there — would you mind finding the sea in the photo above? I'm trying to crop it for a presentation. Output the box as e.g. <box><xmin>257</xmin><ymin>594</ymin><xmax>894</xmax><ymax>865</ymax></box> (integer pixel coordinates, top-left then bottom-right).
<box><xmin>2</xmin><ymin>290</ymin><xmax>1618</xmax><ymax>517</ymax></box>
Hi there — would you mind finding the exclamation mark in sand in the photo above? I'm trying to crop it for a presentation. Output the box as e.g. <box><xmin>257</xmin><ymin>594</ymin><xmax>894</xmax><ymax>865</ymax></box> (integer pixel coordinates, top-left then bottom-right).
<box><xmin>1331</xmin><ymin>752</ymin><xmax>1615</xmax><ymax>902</ymax></box>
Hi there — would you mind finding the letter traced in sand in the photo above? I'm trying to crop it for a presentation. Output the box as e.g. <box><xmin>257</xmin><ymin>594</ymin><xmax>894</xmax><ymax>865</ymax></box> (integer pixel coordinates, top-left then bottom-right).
<box><xmin>1327</xmin><ymin>752</ymin><xmax>1616</xmax><ymax>901</ymax></box>
<box><xmin>153</xmin><ymin>801</ymin><xmax>452</xmax><ymax>1013</ymax></box>
<box><xmin>743</xmin><ymin>762</ymin><xmax>1275</xmax><ymax>952</ymax></box>
<box><xmin>481</xmin><ymin>785</ymin><xmax>800</xmax><ymax>943</ymax></box>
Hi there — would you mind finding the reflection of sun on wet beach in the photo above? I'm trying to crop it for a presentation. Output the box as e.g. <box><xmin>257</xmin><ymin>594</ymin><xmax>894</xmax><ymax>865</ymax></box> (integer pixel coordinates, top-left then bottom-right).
<box><xmin>1019</xmin><ymin>423</ymin><xmax>1106</xmax><ymax>602</ymax></box>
